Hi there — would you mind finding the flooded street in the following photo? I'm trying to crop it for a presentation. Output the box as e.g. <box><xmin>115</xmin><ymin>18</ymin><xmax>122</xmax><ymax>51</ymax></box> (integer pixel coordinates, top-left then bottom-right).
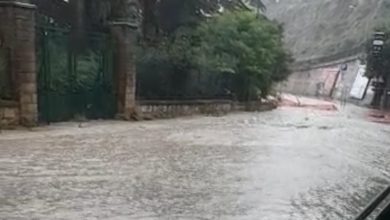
<box><xmin>0</xmin><ymin>106</ymin><xmax>390</xmax><ymax>220</ymax></box>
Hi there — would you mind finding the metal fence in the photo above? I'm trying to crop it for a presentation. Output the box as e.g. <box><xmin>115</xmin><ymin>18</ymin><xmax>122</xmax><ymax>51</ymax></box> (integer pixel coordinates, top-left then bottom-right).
<box><xmin>0</xmin><ymin>47</ymin><xmax>11</xmax><ymax>100</ymax></box>
<box><xmin>36</xmin><ymin>18</ymin><xmax>116</xmax><ymax>123</ymax></box>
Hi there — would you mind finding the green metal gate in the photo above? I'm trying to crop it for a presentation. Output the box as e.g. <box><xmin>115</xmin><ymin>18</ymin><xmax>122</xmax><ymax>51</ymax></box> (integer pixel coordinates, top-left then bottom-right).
<box><xmin>0</xmin><ymin>47</ymin><xmax>11</xmax><ymax>100</ymax></box>
<box><xmin>37</xmin><ymin>22</ymin><xmax>116</xmax><ymax>123</ymax></box>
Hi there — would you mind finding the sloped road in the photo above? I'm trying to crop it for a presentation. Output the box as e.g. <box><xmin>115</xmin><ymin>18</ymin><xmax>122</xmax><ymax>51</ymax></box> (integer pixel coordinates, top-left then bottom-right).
<box><xmin>0</xmin><ymin>106</ymin><xmax>389</xmax><ymax>220</ymax></box>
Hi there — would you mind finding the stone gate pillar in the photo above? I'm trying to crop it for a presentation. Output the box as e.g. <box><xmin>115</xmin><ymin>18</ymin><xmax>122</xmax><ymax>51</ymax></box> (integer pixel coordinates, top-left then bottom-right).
<box><xmin>0</xmin><ymin>0</ymin><xmax>37</xmax><ymax>126</ymax></box>
<box><xmin>110</xmin><ymin>22</ymin><xmax>138</xmax><ymax>119</ymax></box>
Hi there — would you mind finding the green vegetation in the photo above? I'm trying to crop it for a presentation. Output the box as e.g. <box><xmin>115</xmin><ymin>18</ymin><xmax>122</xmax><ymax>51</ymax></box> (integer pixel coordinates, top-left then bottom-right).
<box><xmin>195</xmin><ymin>11</ymin><xmax>291</xmax><ymax>100</ymax></box>
<box><xmin>137</xmin><ymin>10</ymin><xmax>292</xmax><ymax>101</ymax></box>
<box><xmin>40</xmin><ymin>0</ymin><xmax>291</xmax><ymax>102</ymax></box>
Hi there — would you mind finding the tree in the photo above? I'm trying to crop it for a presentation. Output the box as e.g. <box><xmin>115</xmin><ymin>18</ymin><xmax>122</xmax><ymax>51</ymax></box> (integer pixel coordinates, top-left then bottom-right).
<box><xmin>50</xmin><ymin>0</ymin><xmax>265</xmax><ymax>42</ymax></box>
<box><xmin>194</xmin><ymin>10</ymin><xmax>292</xmax><ymax>101</ymax></box>
<box><xmin>140</xmin><ymin>0</ymin><xmax>265</xmax><ymax>42</ymax></box>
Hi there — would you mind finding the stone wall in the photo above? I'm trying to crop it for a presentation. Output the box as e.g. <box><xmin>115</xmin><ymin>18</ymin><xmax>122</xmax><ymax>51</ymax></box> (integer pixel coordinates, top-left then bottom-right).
<box><xmin>137</xmin><ymin>100</ymin><xmax>276</xmax><ymax>119</ymax></box>
<box><xmin>0</xmin><ymin>1</ymin><xmax>38</xmax><ymax>126</ymax></box>
<box><xmin>0</xmin><ymin>101</ymin><xmax>19</xmax><ymax>127</ymax></box>
<box><xmin>110</xmin><ymin>23</ymin><xmax>137</xmax><ymax>120</ymax></box>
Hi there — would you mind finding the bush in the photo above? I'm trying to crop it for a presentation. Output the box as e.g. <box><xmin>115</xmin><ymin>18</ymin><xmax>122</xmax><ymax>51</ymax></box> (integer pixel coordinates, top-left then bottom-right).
<box><xmin>137</xmin><ymin>10</ymin><xmax>292</xmax><ymax>101</ymax></box>
<box><xmin>195</xmin><ymin>11</ymin><xmax>292</xmax><ymax>101</ymax></box>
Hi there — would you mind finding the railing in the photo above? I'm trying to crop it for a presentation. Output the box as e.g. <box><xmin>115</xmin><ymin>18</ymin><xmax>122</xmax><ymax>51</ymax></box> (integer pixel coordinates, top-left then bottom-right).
<box><xmin>355</xmin><ymin>186</ymin><xmax>390</xmax><ymax>220</ymax></box>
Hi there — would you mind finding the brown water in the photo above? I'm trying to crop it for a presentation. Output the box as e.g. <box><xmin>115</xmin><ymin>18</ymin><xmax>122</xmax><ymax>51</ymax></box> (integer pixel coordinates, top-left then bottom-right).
<box><xmin>0</xmin><ymin>106</ymin><xmax>389</xmax><ymax>219</ymax></box>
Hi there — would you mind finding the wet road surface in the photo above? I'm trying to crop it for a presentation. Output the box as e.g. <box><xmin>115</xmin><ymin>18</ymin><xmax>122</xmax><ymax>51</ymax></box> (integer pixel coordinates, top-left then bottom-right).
<box><xmin>0</xmin><ymin>106</ymin><xmax>389</xmax><ymax>220</ymax></box>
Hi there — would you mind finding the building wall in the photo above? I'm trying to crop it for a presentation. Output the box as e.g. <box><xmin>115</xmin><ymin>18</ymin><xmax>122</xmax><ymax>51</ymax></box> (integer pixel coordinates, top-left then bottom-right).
<box><xmin>278</xmin><ymin>58</ymin><xmax>370</xmax><ymax>103</ymax></box>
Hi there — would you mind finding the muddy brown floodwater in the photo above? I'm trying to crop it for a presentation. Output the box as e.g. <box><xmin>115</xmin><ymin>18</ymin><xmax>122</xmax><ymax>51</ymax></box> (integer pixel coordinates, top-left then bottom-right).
<box><xmin>0</xmin><ymin>106</ymin><xmax>390</xmax><ymax>220</ymax></box>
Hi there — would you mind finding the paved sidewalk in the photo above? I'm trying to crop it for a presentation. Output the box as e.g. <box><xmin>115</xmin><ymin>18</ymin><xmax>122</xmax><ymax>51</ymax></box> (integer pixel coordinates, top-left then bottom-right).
<box><xmin>279</xmin><ymin>94</ymin><xmax>390</xmax><ymax>125</ymax></box>
<box><xmin>367</xmin><ymin>109</ymin><xmax>390</xmax><ymax>124</ymax></box>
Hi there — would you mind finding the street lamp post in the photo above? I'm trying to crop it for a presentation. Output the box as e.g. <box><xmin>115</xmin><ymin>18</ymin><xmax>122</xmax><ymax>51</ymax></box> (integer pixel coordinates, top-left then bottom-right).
<box><xmin>370</xmin><ymin>32</ymin><xmax>386</xmax><ymax>108</ymax></box>
<box><xmin>372</xmin><ymin>32</ymin><xmax>385</xmax><ymax>57</ymax></box>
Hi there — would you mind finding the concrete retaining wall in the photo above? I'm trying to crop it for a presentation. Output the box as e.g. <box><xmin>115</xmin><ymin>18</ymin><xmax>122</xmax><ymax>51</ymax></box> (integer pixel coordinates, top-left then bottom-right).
<box><xmin>279</xmin><ymin>59</ymin><xmax>361</xmax><ymax>98</ymax></box>
<box><xmin>137</xmin><ymin>100</ymin><xmax>276</xmax><ymax>119</ymax></box>
<box><xmin>278</xmin><ymin>58</ymin><xmax>373</xmax><ymax>105</ymax></box>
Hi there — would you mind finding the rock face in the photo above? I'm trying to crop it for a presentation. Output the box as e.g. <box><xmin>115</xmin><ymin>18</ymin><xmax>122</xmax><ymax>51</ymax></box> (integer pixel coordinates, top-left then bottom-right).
<box><xmin>263</xmin><ymin>0</ymin><xmax>390</xmax><ymax>61</ymax></box>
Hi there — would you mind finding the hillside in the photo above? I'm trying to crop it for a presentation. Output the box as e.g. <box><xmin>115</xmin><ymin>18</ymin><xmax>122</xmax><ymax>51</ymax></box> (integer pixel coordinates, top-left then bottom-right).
<box><xmin>263</xmin><ymin>0</ymin><xmax>390</xmax><ymax>61</ymax></box>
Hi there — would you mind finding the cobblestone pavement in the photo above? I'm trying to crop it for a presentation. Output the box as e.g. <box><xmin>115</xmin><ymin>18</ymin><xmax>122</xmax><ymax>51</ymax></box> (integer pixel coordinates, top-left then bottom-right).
<box><xmin>0</xmin><ymin>106</ymin><xmax>389</xmax><ymax>220</ymax></box>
